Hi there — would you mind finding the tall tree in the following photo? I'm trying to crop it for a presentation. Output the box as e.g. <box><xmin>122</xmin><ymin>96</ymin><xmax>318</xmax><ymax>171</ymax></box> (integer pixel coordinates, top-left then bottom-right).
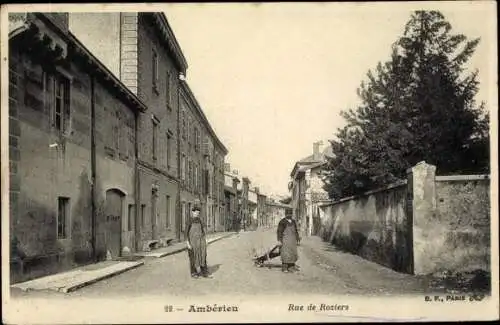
<box><xmin>323</xmin><ymin>11</ymin><xmax>489</xmax><ymax>200</ymax></box>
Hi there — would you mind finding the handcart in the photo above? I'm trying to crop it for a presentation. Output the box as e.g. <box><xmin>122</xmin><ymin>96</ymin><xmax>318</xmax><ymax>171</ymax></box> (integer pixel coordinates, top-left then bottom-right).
<box><xmin>253</xmin><ymin>244</ymin><xmax>281</xmax><ymax>267</ymax></box>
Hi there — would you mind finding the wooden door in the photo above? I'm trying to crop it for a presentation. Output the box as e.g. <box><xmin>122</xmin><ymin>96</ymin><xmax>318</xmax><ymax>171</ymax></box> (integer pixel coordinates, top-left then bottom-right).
<box><xmin>105</xmin><ymin>189</ymin><xmax>123</xmax><ymax>259</ymax></box>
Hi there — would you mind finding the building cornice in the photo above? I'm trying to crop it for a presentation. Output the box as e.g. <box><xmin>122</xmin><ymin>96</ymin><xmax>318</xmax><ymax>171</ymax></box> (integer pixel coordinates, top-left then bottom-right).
<box><xmin>68</xmin><ymin>32</ymin><xmax>148</xmax><ymax>114</ymax></box>
<box><xmin>9</xmin><ymin>13</ymin><xmax>148</xmax><ymax>116</ymax></box>
<box><xmin>180</xmin><ymin>80</ymin><xmax>228</xmax><ymax>155</ymax></box>
<box><xmin>137</xmin><ymin>159</ymin><xmax>179</xmax><ymax>183</ymax></box>
<box><xmin>144</xmin><ymin>12</ymin><xmax>188</xmax><ymax>73</ymax></box>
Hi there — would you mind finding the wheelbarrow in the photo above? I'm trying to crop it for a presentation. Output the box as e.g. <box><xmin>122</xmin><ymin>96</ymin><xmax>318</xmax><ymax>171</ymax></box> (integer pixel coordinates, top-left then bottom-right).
<box><xmin>253</xmin><ymin>245</ymin><xmax>281</xmax><ymax>267</ymax></box>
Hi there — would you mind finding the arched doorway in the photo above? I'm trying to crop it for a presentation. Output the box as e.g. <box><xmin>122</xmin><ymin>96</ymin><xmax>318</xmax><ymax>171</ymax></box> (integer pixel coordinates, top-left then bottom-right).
<box><xmin>104</xmin><ymin>189</ymin><xmax>124</xmax><ymax>259</ymax></box>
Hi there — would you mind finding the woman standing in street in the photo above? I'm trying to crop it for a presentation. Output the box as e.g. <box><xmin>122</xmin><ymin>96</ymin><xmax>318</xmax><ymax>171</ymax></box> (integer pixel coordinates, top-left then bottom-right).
<box><xmin>186</xmin><ymin>205</ymin><xmax>211</xmax><ymax>278</ymax></box>
<box><xmin>277</xmin><ymin>213</ymin><xmax>301</xmax><ymax>273</ymax></box>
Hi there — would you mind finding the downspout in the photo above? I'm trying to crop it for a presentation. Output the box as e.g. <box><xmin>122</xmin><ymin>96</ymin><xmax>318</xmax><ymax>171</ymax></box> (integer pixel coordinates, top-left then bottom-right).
<box><xmin>134</xmin><ymin>111</ymin><xmax>140</xmax><ymax>251</ymax></box>
<box><xmin>176</xmin><ymin>79</ymin><xmax>182</xmax><ymax>241</ymax></box>
<box><xmin>90</xmin><ymin>74</ymin><xmax>97</xmax><ymax>262</ymax></box>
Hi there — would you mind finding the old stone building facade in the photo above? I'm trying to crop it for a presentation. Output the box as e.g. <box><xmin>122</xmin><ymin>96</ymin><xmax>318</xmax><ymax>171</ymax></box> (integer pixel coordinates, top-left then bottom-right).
<box><xmin>224</xmin><ymin>164</ymin><xmax>240</xmax><ymax>231</ymax></box>
<box><xmin>289</xmin><ymin>141</ymin><xmax>331</xmax><ymax>237</ymax></box>
<box><xmin>178</xmin><ymin>81</ymin><xmax>227</xmax><ymax>238</ymax></box>
<box><xmin>9</xmin><ymin>12</ymin><xmax>230</xmax><ymax>283</ymax></box>
<box><xmin>70</xmin><ymin>12</ymin><xmax>188</xmax><ymax>249</ymax></box>
<box><xmin>8</xmin><ymin>13</ymin><xmax>147</xmax><ymax>282</ymax></box>
<box><xmin>265</xmin><ymin>199</ymin><xmax>292</xmax><ymax>228</ymax></box>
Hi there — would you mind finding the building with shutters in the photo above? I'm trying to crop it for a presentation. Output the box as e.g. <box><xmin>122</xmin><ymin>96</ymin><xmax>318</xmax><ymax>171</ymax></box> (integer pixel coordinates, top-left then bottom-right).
<box><xmin>178</xmin><ymin>80</ymin><xmax>228</xmax><ymax>237</ymax></box>
<box><xmin>8</xmin><ymin>12</ymin><xmax>230</xmax><ymax>283</ymax></box>
<box><xmin>289</xmin><ymin>141</ymin><xmax>332</xmax><ymax>237</ymax></box>
<box><xmin>223</xmin><ymin>164</ymin><xmax>240</xmax><ymax>231</ymax></box>
<box><xmin>8</xmin><ymin>12</ymin><xmax>147</xmax><ymax>283</ymax></box>
<box><xmin>70</xmin><ymin>12</ymin><xmax>187</xmax><ymax>250</ymax></box>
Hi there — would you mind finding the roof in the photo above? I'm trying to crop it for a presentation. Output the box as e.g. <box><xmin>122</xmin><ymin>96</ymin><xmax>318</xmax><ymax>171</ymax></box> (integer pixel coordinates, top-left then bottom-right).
<box><xmin>68</xmin><ymin>32</ymin><xmax>148</xmax><ymax>113</ymax></box>
<box><xmin>9</xmin><ymin>13</ymin><xmax>147</xmax><ymax>114</ymax></box>
<box><xmin>290</xmin><ymin>143</ymin><xmax>333</xmax><ymax>178</ymax></box>
<box><xmin>266</xmin><ymin>201</ymin><xmax>292</xmax><ymax>209</ymax></box>
<box><xmin>179</xmin><ymin>80</ymin><xmax>228</xmax><ymax>155</ymax></box>
<box><xmin>147</xmin><ymin>13</ymin><xmax>188</xmax><ymax>73</ymax></box>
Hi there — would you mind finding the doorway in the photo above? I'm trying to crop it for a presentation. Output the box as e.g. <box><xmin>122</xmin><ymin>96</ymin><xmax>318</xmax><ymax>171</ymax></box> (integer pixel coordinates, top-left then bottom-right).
<box><xmin>104</xmin><ymin>189</ymin><xmax>124</xmax><ymax>259</ymax></box>
<box><xmin>151</xmin><ymin>189</ymin><xmax>158</xmax><ymax>240</ymax></box>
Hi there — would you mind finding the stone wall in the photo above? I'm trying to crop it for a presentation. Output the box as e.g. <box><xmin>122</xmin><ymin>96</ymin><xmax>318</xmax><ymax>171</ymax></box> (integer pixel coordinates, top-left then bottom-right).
<box><xmin>412</xmin><ymin>168</ymin><xmax>490</xmax><ymax>275</ymax></box>
<box><xmin>9</xmin><ymin>22</ymin><xmax>142</xmax><ymax>283</ymax></box>
<box><xmin>318</xmin><ymin>181</ymin><xmax>412</xmax><ymax>273</ymax></box>
<box><xmin>319</xmin><ymin>161</ymin><xmax>491</xmax><ymax>276</ymax></box>
<box><xmin>9</xmin><ymin>46</ymin><xmax>94</xmax><ymax>283</ymax></box>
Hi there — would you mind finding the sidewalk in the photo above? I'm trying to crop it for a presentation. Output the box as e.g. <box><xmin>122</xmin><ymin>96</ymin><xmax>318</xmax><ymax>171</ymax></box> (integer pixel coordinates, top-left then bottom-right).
<box><xmin>300</xmin><ymin>235</ymin><xmax>428</xmax><ymax>295</ymax></box>
<box><xmin>134</xmin><ymin>231</ymin><xmax>237</xmax><ymax>258</ymax></box>
<box><xmin>11</xmin><ymin>260</ymin><xmax>144</xmax><ymax>293</ymax></box>
<box><xmin>11</xmin><ymin>232</ymin><xmax>236</xmax><ymax>294</ymax></box>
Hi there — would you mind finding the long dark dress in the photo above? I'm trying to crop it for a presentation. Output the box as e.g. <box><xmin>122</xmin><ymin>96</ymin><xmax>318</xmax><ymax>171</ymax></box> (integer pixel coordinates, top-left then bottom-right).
<box><xmin>186</xmin><ymin>216</ymin><xmax>207</xmax><ymax>272</ymax></box>
<box><xmin>277</xmin><ymin>218</ymin><xmax>299</xmax><ymax>264</ymax></box>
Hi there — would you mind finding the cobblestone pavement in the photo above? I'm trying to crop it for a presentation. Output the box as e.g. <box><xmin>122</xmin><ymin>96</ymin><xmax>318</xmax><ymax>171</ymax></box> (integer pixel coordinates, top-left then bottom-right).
<box><xmin>10</xmin><ymin>228</ymin><xmax>430</xmax><ymax>299</ymax></box>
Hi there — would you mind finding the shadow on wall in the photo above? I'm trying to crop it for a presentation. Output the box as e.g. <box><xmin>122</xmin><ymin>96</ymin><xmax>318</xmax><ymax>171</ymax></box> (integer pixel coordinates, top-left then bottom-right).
<box><xmin>10</xmin><ymin>169</ymin><xmax>95</xmax><ymax>283</ymax></box>
<box><xmin>414</xmin><ymin>211</ymin><xmax>490</xmax><ymax>275</ymax></box>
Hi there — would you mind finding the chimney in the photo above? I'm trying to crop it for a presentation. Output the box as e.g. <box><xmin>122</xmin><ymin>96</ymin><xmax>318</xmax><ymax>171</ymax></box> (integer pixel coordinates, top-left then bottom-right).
<box><xmin>313</xmin><ymin>141</ymin><xmax>323</xmax><ymax>161</ymax></box>
<box><xmin>224</xmin><ymin>163</ymin><xmax>231</xmax><ymax>172</ymax></box>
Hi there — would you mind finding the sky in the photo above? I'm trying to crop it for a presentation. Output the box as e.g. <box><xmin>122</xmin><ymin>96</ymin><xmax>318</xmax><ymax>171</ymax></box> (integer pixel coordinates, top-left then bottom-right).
<box><xmin>163</xmin><ymin>2</ymin><xmax>496</xmax><ymax>197</ymax></box>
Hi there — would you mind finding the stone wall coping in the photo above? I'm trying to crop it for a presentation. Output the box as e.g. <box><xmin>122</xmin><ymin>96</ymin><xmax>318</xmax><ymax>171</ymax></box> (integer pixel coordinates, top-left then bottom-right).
<box><xmin>435</xmin><ymin>174</ymin><xmax>490</xmax><ymax>182</ymax></box>
<box><xmin>319</xmin><ymin>179</ymin><xmax>407</xmax><ymax>207</ymax></box>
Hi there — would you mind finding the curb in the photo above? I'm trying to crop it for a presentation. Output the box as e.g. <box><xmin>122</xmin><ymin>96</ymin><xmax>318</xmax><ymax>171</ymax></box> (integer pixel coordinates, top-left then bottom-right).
<box><xmin>61</xmin><ymin>261</ymin><xmax>145</xmax><ymax>293</ymax></box>
<box><xmin>145</xmin><ymin>232</ymin><xmax>237</xmax><ymax>258</ymax></box>
<box><xmin>12</xmin><ymin>261</ymin><xmax>145</xmax><ymax>294</ymax></box>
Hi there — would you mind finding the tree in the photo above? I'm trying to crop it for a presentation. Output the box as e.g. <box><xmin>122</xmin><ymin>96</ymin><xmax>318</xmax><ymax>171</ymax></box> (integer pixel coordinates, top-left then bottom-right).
<box><xmin>323</xmin><ymin>11</ymin><xmax>490</xmax><ymax>200</ymax></box>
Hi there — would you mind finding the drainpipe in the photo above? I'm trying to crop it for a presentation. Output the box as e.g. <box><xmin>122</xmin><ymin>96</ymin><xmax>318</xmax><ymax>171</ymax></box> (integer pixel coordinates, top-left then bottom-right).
<box><xmin>176</xmin><ymin>78</ymin><xmax>182</xmax><ymax>242</ymax></box>
<box><xmin>90</xmin><ymin>74</ymin><xmax>97</xmax><ymax>262</ymax></box>
<box><xmin>134</xmin><ymin>110</ymin><xmax>141</xmax><ymax>251</ymax></box>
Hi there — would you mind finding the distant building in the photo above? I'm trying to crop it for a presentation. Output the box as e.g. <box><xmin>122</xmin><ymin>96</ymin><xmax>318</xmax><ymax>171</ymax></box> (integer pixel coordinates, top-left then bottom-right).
<box><xmin>289</xmin><ymin>141</ymin><xmax>331</xmax><ymax>237</ymax></box>
<box><xmin>247</xmin><ymin>187</ymin><xmax>258</xmax><ymax>230</ymax></box>
<box><xmin>257</xmin><ymin>190</ymin><xmax>268</xmax><ymax>228</ymax></box>
<box><xmin>265</xmin><ymin>199</ymin><xmax>292</xmax><ymax>227</ymax></box>
<box><xmin>237</xmin><ymin>177</ymin><xmax>251</xmax><ymax>231</ymax></box>
<box><xmin>178</xmin><ymin>81</ymin><xmax>228</xmax><ymax>237</ymax></box>
<box><xmin>223</xmin><ymin>164</ymin><xmax>240</xmax><ymax>231</ymax></box>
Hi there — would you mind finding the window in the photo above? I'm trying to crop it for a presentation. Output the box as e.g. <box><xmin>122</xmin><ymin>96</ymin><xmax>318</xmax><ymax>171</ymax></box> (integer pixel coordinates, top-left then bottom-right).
<box><xmin>197</xmin><ymin>165</ymin><xmax>201</xmax><ymax>193</ymax></box>
<box><xmin>52</xmin><ymin>75</ymin><xmax>70</xmax><ymax>133</ymax></box>
<box><xmin>187</xmin><ymin>117</ymin><xmax>191</xmax><ymax>145</ymax></box>
<box><xmin>166</xmin><ymin>71</ymin><xmax>171</xmax><ymax>108</ymax></box>
<box><xmin>57</xmin><ymin>197</ymin><xmax>70</xmax><ymax>239</ymax></box>
<box><xmin>166</xmin><ymin>195</ymin><xmax>171</xmax><ymax>228</ymax></box>
<box><xmin>188</xmin><ymin>160</ymin><xmax>193</xmax><ymax>190</ymax></box>
<box><xmin>185</xmin><ymin>158</ymin><xmax>189</xmax><ymax>186</ymax></box>
<box><xmin>193</xmin><ymin>126</ymin><xmax>198</xmax><ymax>150</ymax></box>
<box><xmin>152</xmin><ymin>119</ymin><xmax>158</xmax><ymax>161</ymax></box>
<box><xmin>182</xmin><ymin>111</ymin><xmax>186</xmax><ymax>139</ymax></box>
<box><xmin>194</xmin><ymin>165</ymin><xmax>198</xmax><ymax>193</ymax></box>
<box><xmin>141</xmin><ymin>204</ymin><xmax>146</xmax><ymax>228</ymax></box>
<box><xmin>181</xmin><ymin>154</ymin><xmax>186</xmax><ymax>182</ymax></box>
<box><xmin>152</xmin><ymin>49</ymin><xmax>159</xmax><ymax>92</ymax></box>
<box><xmin>166</xmin><ymin>133</ymin><xmax>172</xmax><ymax>169</ymax></box>
<box><xmin>128</xmin><ymin>120</ymin><xmax>134</xmax><ymax>158</ymax></box>
<box><xmin>196</xmin><ymin>128</ymin><xmax>200</xmax><ymax>151</ymax></box>
<box><xmin>128</xmin><ymin>204</ymin><xmax>135</xmax><ymax>231</ymax></box>
<box><xmin>181</xmin><ymin>202</ymin><xmax>185</xmax><ymax>232</ymax></box>
<box><xmin>114</xmin><ymin>111</ymin><xmax>120</xmax><ymax>154</ymax></box>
